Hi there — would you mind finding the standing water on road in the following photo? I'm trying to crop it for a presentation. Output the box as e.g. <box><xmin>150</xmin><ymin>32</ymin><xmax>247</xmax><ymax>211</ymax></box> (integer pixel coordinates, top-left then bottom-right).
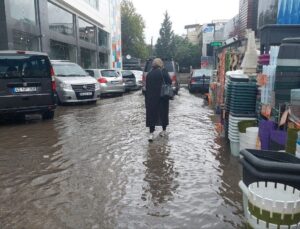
<box><xmin>0</xmin><ymin>89</ymin><xmax>245</xmax><ymax>228</ymax></box>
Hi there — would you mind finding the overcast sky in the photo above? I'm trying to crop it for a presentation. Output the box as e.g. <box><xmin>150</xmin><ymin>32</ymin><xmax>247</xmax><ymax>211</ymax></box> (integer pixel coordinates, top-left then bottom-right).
<box><xmin>130</xmin><ymin>0</ymin><xmax>240</xmax><ymax>44</ymax></box>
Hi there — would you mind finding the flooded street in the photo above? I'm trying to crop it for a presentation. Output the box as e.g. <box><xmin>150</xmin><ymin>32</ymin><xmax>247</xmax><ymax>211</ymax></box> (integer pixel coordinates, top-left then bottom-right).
<box><xmin>0</xmin><ymin>88</ymin><xmax>245</xmax><ymax>228</ymax></box>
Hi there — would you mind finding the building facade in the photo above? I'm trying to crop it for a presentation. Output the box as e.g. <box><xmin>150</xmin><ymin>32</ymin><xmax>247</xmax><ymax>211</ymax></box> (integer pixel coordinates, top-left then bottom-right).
<box><xmin>0</xmin><ymin>0</ymin><xmax>122</xmax><ymax>69</ymax></box>
<box><xmin>239</xmin><ymin>0</ymin><xmax>259</xmax><ymax>37</ymax></box>
<box><xmin>184</xmin><ymin>24</ymin><xmax>202</xmax><ymax>45</ymax></box>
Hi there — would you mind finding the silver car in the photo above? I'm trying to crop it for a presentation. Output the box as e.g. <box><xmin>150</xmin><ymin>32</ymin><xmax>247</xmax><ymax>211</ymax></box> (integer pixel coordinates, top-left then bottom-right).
<box><xmin>121</xmin><ymin>70</ymin><xmax>137</xmax><ymax>91</ymax></box>
<box><xmin>131</xmin><ymin>70</ymin><xmax>143</xmax><ymax>89</ymax></box>
<box><xmin>85</xmin><ymin>69</ymin><xmax>125</xmax><ymax>96</ymax></box>
<box><xmin>51</xmin><ymin>61</ymin><xmax>100</xmax><ymax>104</ymax></box>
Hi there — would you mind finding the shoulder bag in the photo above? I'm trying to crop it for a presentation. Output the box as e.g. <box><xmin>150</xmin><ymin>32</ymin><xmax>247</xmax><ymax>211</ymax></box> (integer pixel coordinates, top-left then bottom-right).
<box><xmin>160</xmin><ymin>69</ymin><xmax>174</xmax><ymax>99</ymax></box>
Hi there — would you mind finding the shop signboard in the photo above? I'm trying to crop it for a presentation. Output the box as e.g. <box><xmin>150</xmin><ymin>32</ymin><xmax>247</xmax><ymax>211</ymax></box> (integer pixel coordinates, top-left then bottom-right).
<box><xmin>202</xmin><ymin>24</ymin><xmax>215</xmax><ymax>44</ymax></box>
<box><xmin>277</xmin><ymin>0</ymin><xmax>300</xmax><ymax>24</ymax></box>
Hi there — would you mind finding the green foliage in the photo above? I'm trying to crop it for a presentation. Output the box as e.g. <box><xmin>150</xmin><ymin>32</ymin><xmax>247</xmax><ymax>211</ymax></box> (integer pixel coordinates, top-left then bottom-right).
<box><xmin>173</xmin><ymin>35</ymin><xmax>201</xmax><ymax>69</ymax></box>
<box><xmin>121</xmin><ymin>0</ymin><xmax>147</xmax><ymax>59</ymax></box>
<box><xmin>155</xmin><ymin>11</ymin><xmax>175</xmax><ymax>59</ymax></box>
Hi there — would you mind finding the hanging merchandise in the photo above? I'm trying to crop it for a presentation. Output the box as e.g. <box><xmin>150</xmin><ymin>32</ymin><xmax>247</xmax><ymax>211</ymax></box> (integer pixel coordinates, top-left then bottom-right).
<box><xmin>258</xmin><ymin>120</ymin><xmax>276</xmax><ymax>150</ymax></box>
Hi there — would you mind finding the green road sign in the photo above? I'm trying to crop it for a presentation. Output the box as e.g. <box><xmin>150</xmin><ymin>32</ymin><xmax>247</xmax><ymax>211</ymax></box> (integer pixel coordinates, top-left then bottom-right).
<box><xmin>210</xmin><ymin>41</ymin><xmax>223</xmax><ymax>47</ymax></box>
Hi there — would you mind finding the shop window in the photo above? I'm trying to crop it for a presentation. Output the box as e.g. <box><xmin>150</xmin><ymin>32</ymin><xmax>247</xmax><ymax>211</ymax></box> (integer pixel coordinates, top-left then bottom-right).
<box><xmin>48</xmin><ymin>2</ymin><xmax>74</xmax><ymax>36</ymax></box>
<box><xmin>80</xmin><ymin>48</ymin><xmax>96</xmax><ymax>68</ymax></box>
<box><xmin>49</xmin><ymin>40</ymin><xmax>77</xmax><ymax>63</ymax></box>
<box><xmin>79</xmin><ymin>19</ymin><xmax>96</xmax><ymax>43</ymax></box>
<box><xmin>13</xmin><ymin>30</ymin><xmax>39</xmax><ymax>51</ymax></box>
<box><xmin>98</xmin><ymin>52</ymin><xmax>108</xmax><ymax>68</ymax></box>
<box><xmin>98</xmin><ymin>28</ymin><xmax>109</xmax><ymax>48</ymax></box>
<box><xmin>9</xmin><ymin>0</ymin><xmax>36</xmax><ymax>25</ymax></box>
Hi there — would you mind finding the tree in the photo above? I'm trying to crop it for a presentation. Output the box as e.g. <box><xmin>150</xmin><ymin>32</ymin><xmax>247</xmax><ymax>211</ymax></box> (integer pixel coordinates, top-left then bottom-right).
<box><xmin>173</xmin><ymin>35</ymin><xmax>201</xmax><ymax>69</ymax></box>
<box><xmin>155</xmin><ymin>11</ymin><xmax>175</xmax><ymax>59</ymax></box>
<box><xmin>121</xmin><ymin>0</ymin><xmax>147</xmax><ymax>59</ymax></box>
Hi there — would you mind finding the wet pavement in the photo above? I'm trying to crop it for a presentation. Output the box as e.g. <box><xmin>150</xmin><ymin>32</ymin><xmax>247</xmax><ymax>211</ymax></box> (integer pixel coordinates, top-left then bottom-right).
<box><xmin>0</xmin><ymin>88</ymin><xmax>245</xmax><ymax>229</ymax></box>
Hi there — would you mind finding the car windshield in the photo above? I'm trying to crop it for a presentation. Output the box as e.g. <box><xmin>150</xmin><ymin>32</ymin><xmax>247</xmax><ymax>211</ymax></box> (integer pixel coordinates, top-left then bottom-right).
<box><xmin>194</xmin><ymin>69</ymin><xmax>213</xmax><ymax>77</ymax></box>
<box><xmin>164</xmin><ymin>61</ymin><xmax>174</xmax><ymax>72</ymax></box>
<box><xmin>0</xmin><ymin>55</ymin><xmax>51</xmax><ymax>79</ymax></box>
<box><xmin>101</xmin><ymin>70</ymin><xmax>119</xmax><ymax>77</ymax></box>
<box><xmin>52</xmin><ymin>63</ymin><xmax>87</xmax><ymax>77</ymax></box>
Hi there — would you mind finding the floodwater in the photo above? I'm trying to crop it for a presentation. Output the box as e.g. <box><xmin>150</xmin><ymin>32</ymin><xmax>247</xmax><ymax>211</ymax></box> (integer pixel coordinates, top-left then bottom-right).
<box><xmin>0</xmin><ymin>88</ymin><xmax>245</xmax><ymax>229</ymax></box>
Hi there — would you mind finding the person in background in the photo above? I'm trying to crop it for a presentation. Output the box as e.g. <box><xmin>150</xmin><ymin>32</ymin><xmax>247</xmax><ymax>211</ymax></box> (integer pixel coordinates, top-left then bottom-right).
<box><xmin>145</xmin><ymin>58</ymin><xmax>172</xmax><ymax>142</ymax></box>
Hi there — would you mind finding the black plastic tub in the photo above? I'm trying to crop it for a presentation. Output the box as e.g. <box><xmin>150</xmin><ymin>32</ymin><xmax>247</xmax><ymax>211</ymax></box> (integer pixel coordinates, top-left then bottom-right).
<box><xmin>240</xmin><ymin>149</ymin><xmax>300</xmax><ymax>189</ymax></box>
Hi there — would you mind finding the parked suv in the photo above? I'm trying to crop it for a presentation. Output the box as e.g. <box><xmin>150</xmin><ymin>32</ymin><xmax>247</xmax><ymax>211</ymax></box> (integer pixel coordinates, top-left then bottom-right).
<box><xmin>51</xmin><ymin>61</ymin><xmax>100</xmax><ymax>104</ymax></box>
<box><xmin>0</xmin><ymin>50</ymin><xmax>56</xmax><ymax>120</ymax></box>
<box><xmin>142</xmin><ymin>58</ymin><xmax>180</xmax><ymax>95</ymax></box>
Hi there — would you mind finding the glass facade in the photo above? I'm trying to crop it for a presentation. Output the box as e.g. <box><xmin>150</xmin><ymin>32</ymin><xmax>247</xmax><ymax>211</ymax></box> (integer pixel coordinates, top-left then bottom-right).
<box><xmin>79</xmin><ymin>18</ymin><xmax>96</xmax><ymax>43</ymax></box>
<box><xmin>277</xmin><ymin>0</ymin><xmax>300</xmax><ymax>24</ymax></box>
<box><xmin>48</xmin><ymin>2</ymin><xmax>74</xmax><ymax>36</ymax></box>
<box><xmin>80</xmin><ymin>48</ymin><xmax>96</xmax><ymax>68</ymax></box>
<box><xmin>98</xmin><ymin>28</ymin><xmax>109</xmax><ymax>48</ymax></box>
<box><xmin>257</xmin><ymin>0</ymin><xmax>278</xmax><ymax>28</ymax></box>
<box><xmin>13</xmin><ymin>30</ymin><xmax>39</xmax><ymax>51</ymax></box>
<box><xmin>99</xmin><ymin>52</ymin><xmax>108</xmax><ymax>68</ymax></box>
<box><xmin>9</xmin><ymin>0</ymin><xmax>36</xmax><ymax>25</ymax></box>
<box><xmin>49</xmin><ymin>40</ymin><xmax>77</xmax><ymax>62</ymax></box>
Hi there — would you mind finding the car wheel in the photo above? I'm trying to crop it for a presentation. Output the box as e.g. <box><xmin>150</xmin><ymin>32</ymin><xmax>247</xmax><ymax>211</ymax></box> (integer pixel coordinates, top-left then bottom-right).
<box><xmin>42</xmin><ymin>110</ymin><xmax>55</xmax><ymax>120</ymax></box>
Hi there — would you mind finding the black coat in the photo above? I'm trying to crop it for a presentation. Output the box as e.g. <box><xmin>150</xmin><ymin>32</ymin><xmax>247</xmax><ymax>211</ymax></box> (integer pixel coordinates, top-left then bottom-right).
<box><xmin>145</xmin><ymin>67</ymin><xmax>172</xmax><ymax>127</ymax></box>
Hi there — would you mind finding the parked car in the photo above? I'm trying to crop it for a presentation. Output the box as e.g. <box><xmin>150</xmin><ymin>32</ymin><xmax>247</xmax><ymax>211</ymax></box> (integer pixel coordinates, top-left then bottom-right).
<box><xmin>131</xmin><ymin>70</ymin><xmax>143</xmax><ymax>89</ymax></box>
<box><xmin>188</xmin><ymin>69</ymin><xmax>213</xmax><ymax>93</ymax></box>
<box><xmin>142</xmin><ymin>58</ymin><xmax>180</xmax><ymax>95</ymax></box>
<box><xmin>0</xmin><ymin>50</ymin><xmax>56</xmax><ymax>120</ymax></box>
<box><xmin>51</xmin><ymin>60</ymin><xmax>100</xmax><ymax>104</ymax></box>
<box><xmin>121</xmin><ymin>70</ymin><xmax>137</xmax><ymax>91</ymax></box>
<box><xmin>85</xmin><ymin>69</ymin><xmax>125</xmax><ymax>96</ymax></box>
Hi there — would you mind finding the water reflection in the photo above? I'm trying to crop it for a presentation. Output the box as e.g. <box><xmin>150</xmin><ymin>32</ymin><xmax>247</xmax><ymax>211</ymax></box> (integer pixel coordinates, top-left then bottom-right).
<box><xmin>142</xmin><ymin>138</ymin><xmax>178</xmax><ymax>216</ymax></box>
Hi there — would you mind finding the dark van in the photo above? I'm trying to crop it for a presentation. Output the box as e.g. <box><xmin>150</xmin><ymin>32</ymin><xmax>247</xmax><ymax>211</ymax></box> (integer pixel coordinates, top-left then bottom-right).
<box><xmin>0</xmin><ymin>51</ymin><xmax>56</xmax><ymax>120</ymax></box>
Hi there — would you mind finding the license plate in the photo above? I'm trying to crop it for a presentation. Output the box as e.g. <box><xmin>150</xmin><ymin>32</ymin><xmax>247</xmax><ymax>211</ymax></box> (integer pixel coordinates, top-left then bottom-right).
<box><xmin>111</xmin><ymin>81</ymin><xmax>120</xmax><ymax>84</ymax></box>
<box><xmin>80</xmin><ymin>92</ymin><xmax>93</xmax><ymax>96</ymax></box>
<box><xmin>14</xmin><ymin>87</ymin><xmax>37</xmax><ymax>92</ymax></box>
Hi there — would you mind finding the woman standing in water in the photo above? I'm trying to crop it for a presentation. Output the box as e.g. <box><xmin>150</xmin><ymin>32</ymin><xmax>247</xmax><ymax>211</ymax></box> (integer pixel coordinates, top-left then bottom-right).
<box><xmin>145</xmin><ymin>58</ymin><xmax>172</xmax><ymax>142</ymax></box>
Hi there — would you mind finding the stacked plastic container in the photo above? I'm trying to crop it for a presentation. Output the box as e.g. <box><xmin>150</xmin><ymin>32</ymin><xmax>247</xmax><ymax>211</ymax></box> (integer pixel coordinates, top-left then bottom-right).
<box><xmin>225</xmin><ymin>72</ymin><xmax>258</xmax><ymax>156</ymax></box>
<box><xmin>275</xmin><ymin>39</ymin><xmax>300</xmax><ymax>106</ymax></box>
<box><xmin>239</xmin><ymin>127</ymin><xmax>259</xmax><ymax>151</ymax></box>
<box><xmin>239</xmin><ymin>149</ymin><xmax>300</xmax><ymax>228</ymax></box>
<box><xmin>229</xmin><ymin>115</ymin><xmax>256</xmax><ymax>156</ymax></box>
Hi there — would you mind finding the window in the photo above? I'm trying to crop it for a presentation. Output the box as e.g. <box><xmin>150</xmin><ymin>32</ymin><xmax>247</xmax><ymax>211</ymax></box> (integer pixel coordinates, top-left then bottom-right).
<box><xmin>101</xmin><ymin>70</ymin><xmax>119</xmax><ymax>78</ymax></box>
<box><xmin>98</xmin><ymin>52</ymin><xmax>108</xmax><ymax>68</ymax></box>
<box><xmin>52</xmin><ymin>63</ymin><xmax>87</xmax><ymax>77</ymax></box>
<box><xmin>9</xmin><ymin>0</ymin><xmax>36</xmax><ymax>25</ymax></box>
<box><xmin>98</xmin><ymin>28</ymin><xmax>109</xmax><ymax>47</ymax></box>
<box><xmin>79</xmin><ymin>19</ymin><xmax>96</xmax><ymax>43</ymax></box>
<box><xmin>49</xmin><ymin>40</ymin><xmax>77</xmax><ymax>63</ymax></box>
<box><xmin>80</xmin><ymin>48</ymin><xmax>96</xmax><ymax>68</ymax></box>
<box><xmin>13</xmin><ymin>30</ymin><xmax>39</xmax><ymax>51</ymax></box>
<box><xmin>48</xmin><ymin>2</ymin><xmax>74</xmax><ymax>36</ymax></box>
<box><xmin>0</xmin><ymin>55</ymin><xmax>51</xmax><ymax>79</ymax></box>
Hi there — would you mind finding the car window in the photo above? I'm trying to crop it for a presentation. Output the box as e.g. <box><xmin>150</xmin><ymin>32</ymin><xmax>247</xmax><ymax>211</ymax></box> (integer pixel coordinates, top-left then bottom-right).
<box><xmin>101</xmin><ymin>70</ymin><xmax>119</xmax><ymax>77</ymax></box>
<box><xmin>164</xmin><ymin>61</ymin><xmax>174</xmax><ymax>72</ymax></box>
<box><xmin>0</xmin><ymin>55</ymin><xmax>51</xmax><ymax>78</ymax></box>
<box><xmin>122</xmin><ymin>70</ymin><xmax>135</xmax><ymax>78</ymax></box>
<box><xmin>144</xmin><ymin>61</ymin><xmax>152</xmax><ymax>72</ymax></box>
<box><xmin>86</xmin><ymin>70</ymin><xmax>94</xmax><ymax>77</ymax></box>
<box><xmin>194</xmin><ymin>69</ymin><xmax>212</xmax><ymax>77</ymax></box>
<box><xmin>52</xmin><ymin>63</ymin><xmax>87</xmax><ymax>77</ymax></box>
